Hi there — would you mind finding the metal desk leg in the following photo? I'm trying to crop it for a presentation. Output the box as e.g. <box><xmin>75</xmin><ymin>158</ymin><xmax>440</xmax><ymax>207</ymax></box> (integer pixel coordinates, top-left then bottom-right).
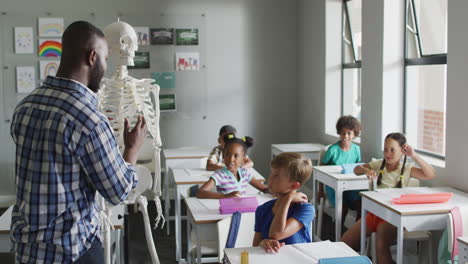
<box><xmin>187</xmin><ymin>210</ymin><xmax>192</xmax><ymax>264</ymax></box>
<box><xmin>360</xmin><ymin>205</ymin><xmax>367</xmax><ymax>256</ymax></box>
<box><xmin>196</xmin><ymin>224</ymin><xmax>202</xmax><ymax>264</ymax></box>
<box><xmin>312</xmin><ymin>175</ymin><xmax>320</xmax><ymax>240</ymax></box>
<box><xmin>176</xmin><ymin>185</ymin><xmax>181</xmax><ymax>262</ymax></box>
<box><xmin>396</xmin><ymin>222</ymin><xmax>404</xmax><ymax>264</ymax></box>
<box><xmin>335</xmin><ymin>186</ymin><xmax>343</xmax><ymax>241</ymax></box>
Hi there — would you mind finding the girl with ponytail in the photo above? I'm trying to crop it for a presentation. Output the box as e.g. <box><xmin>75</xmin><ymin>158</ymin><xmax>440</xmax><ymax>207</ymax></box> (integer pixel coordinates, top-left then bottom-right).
<box><xmin>197</xmin><ymin>134</ymin><xmax>269</xmax><ymax>199</ymax></box>
<box><xmin>342</xmin><ymin>132</ymin><xmax>436</xmax><ymax>264</ymax></box>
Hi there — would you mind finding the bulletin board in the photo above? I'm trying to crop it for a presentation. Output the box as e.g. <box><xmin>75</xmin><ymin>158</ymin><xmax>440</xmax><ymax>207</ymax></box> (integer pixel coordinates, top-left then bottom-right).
<box><xmin>0</xmin><ymin>11</ymin><xmax>207</xmax><ymax>123</ymax></box>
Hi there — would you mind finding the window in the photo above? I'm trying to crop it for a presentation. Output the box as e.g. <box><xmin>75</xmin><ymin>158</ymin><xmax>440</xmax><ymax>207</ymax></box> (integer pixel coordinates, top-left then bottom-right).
<box><xmin>342</xmin><ymin>0</ymin><xmax>362</xmax><ymax>119</ymax></box>
<box><xmin>405</xmin><ymin>0</ymin><xmax>447</xmax><ymax>158</ymax></box>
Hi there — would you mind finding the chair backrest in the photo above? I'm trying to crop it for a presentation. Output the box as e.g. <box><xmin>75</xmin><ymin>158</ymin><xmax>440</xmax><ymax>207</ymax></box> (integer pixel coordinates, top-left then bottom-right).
<box><xmin>217</xmin><ymin>212</ymin><xmax>256</xmax><ymax>262</ymax></box>
<box><xmin>199</xmin><ymin>157</ymin><xmax>208</xmax><ymax>169</ymax></box>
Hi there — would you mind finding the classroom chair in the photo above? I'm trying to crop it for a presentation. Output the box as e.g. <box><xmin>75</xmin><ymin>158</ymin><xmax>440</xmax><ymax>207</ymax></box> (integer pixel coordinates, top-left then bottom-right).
<box><xmin>444</xmin><ymin>206</ymin><xmax>468</xmax><ymax>263</ymax></box>
<box><xmin>367</xmin><ymin>231</ymin><xmax>432</xmax><ymax>264</ymax></box>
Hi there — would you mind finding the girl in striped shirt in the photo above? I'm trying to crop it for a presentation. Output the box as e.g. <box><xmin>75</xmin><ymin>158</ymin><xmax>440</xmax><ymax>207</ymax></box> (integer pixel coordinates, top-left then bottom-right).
<box><xmin>197</xmin><ymin>134</ymin><xmax>269</xmax><ymax>198</ymax></box>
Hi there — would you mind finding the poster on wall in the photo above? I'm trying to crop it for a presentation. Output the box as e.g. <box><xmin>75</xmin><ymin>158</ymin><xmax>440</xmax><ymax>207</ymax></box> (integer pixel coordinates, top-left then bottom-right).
<box><xmin>150</xmin><ymin>28</ymin><xmax>174</xmax><ymax>45</ymax></box>
<box><xmin>38</xmin><ymin>39</ymin><xmax>62</xmax><ymax>57</ymax></box>
<box><xmin>39</xmin><ymin>60</ymin><xmax>60</xmax><ymax>80</ymax></box>
<box><xmin>151</xmin><ymin>72</ymin><xmax>175</xmax><ymax>89</ymax></box>
<box><xmin>128</xmin><ymin>51</ymin><xmax>150</xmax><ymax>69</ymax></box>
<box><xmin>175</xmin><ymin>29</ymin><xmax>199</xmax><ymax>45</ymax></box>
<box><xmin>160</xmin><ymin>94</ymin><xmax>176</xmax><ymax>111</ymax></box>
<box><xmin>134</xmin><ymin>27</ymin><xmax>150</xmax><ymax>46</ymax></box>
<box><xmin>38</xmin><ymin>17</ymin><xmax>64</xmax><ymax>37</ymax></box>
<box><xmin>175</xmin><ymin>52</ymin><xmax>200</xmax><ymax>71</ymax></box>
<box><xmin>16</xmin><ymin>66</ymin><xmax>36</xmax><ymax>93</ymax></box>
<box><xmin>14</xmin><ymin>27</ymin><xmax>34</xmax><ymax>54</ymax></box>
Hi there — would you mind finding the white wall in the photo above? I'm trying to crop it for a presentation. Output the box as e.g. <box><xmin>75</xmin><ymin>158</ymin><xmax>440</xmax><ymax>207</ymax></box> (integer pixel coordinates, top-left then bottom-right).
<box><xmin>0</xmin><ymin>0</ymin><xmax>299</xmax><ymax>195</ymax></box>
<box><xmin>445</xmin><ymin>0</ymin><xmax>468</xmax><ymax>191</ymax></box>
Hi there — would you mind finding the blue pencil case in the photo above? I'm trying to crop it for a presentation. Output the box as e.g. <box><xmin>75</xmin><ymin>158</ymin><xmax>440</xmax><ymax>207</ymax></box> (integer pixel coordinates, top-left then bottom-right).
<box><xmin>318</xmin><ymin>256</ymin><xmax>372</xmax><ymax>264</ymax></box>
<box><xmin>341</xmin><ymin>163</ymin><xmax>364</xmax><ymax>174</ymax></box>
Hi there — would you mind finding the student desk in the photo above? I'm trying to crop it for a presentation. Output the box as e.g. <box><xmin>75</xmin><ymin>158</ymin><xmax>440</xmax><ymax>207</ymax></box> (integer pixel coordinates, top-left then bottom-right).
<box><xmin>312</xmin><ymin>165</ymin><xmax>368</xmax><ymax>241</ymax></box>
<box><xmin>458</xmin><ymin>237</ymin><xmax>468</xmax><ymax>264</ymax></box>
<box><xmin>271</xmin><ymin>143</ymin><xmax>325</xmax><ymax>165</ymax></box>
<box><xmin>360</xmin><ymin>187</ymin><xmax>468</xmax><ymax>264</ymax></box>
<box><xmin>0</xmin><ymin>204</ymin><xmax>125</xmax><ymax>263</ymax></box>
<box><xmin>185</xmin><ymin>194</ymin><xmax>274</xmax><ymax>264</ymax></box>
<box><xmin>224</xmin><ymin>241</ymin><xmax>359</xmax><ymax>264</ymax></box>
<box><xmin>162</xmin><ymin>146</ymin><xmax>212</xmax><ymax>236</ymax></box>
<box><xmin>172</xmin><ymin>168</ymin><xmax>265</xmax><ymax>263</ymax></box>
<box><xmin>0</xmin><ymin>205</ymin><xmax>13</xmax><ymax>253</ymax></box>
<box><xmin>0</xmin><ymin>195</ymin><xmax>16</xmax><ymax>253</ymax></box>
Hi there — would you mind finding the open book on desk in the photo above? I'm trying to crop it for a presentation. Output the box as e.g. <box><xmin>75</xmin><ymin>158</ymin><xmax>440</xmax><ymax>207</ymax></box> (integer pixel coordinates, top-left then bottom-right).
<box><xmin>225</xmin><ymin>240</ymin><xmax>358</xmax><ymax>264</ymax></box>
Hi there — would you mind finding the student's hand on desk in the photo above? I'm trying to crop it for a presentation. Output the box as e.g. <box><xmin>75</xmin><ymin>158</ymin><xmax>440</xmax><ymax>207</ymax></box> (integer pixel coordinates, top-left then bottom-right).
<box><xmin>289</xmin><ymin>192</ymin><xmax>308</xmax><ymax>203</ymax></box>
<box><xmin>224</xmin><ymin>191</ymin><xmax>241</xmax><ymax>198</ymax></box>
<box><xmin>259</xmin><ymin>239</ymin><xmax>285</xmax><ymax>253</ymax></box>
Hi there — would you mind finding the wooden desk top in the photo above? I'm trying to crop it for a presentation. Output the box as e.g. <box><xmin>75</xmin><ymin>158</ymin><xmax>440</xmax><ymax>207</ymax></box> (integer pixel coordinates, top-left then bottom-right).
<box><xmin>361</xmin><ymin>187</ymin><xmax>468</xmax><ymax>216</ymax></box>
<box><xmin>271</xmin><ymin>143</ymin><xmax>325</xmax><ymax>153</ymax></box>
<box><xmin>224</xmin><ymin>241</ymin><xmax>358</xmax><ymax>264</ymax></box>
<box><xmin>313</xmin><ymin>165</ymin><xmax>368</xmax><ymax>181</ymax></box>
<box><xmin>185</xmin><ymin>194</ymin><xmax>274</xmax><ymax>224</ymax></box>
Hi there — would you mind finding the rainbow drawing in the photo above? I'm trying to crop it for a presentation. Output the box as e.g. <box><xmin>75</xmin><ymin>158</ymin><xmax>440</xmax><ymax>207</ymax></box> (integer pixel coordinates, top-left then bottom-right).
<box><xmin>40</xmin><ymin>60</ymin><xmax>60</xmax><ymax>80</ymax></box>
<box><xmin>38</xmin><ymin>39</ymin><xmax>62</xmax><ymax>57</ymax></box>
<box><xmin>38</xmin><ymin>17</ymin><xmax>64</xmax><ymax>37</ymax></box>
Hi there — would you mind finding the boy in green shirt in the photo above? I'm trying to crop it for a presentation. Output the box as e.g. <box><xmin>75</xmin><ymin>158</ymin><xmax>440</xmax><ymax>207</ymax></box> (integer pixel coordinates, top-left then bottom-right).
<box><xmin>318</xmin><ymin>116</ymin><xmax>362</xmax><ymax>227</ymax></box>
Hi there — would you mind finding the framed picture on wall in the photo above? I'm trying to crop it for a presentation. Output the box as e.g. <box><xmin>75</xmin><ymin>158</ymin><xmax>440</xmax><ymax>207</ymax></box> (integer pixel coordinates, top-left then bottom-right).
<box><xmin>128</xmin><ymin>51</ymin><xmax>150</xmax><ymax>69</ymax></box>
<box><xmin>39</xmin><ymin>60</ymin><xmax>60</xmax><ymax>80</ymax></box>
<box><xmin>134</xmin><ymin>27</ymin><xmax>150</xmax><ymax>46</ymax></box>
<box><xmin>150</xmin><ymin>28</ymin><xmax>174</xmax><ymax>45</ymax></box>
<box><xmin>175</xmin><ymin>52</ymin><xmax>200</xmax><ymax>71</ymax></box>
<box><xmin>151</xmin><ymin>72</ymin><xmax>176</xmax><ymax>89</ymax></box>
<box><xmin>14</xmin><ymin>27</ymin><xmax>34</xmax><ymax>54</ymax></box>
<box><xmin>38</xmin><ymin>17</ymin><xmax>64</xmax><ymax>37</ymax></box>
<box><xmin>160</xmin><ymin>94</ymin><xmax>176</xmax><ymax>112</ymax></box>
<box><xmin>175</xmin><ymin>29</ymin><xmax>198</xmax><ymax>45</ymax></box>
<box><xmin>16</xmin><ymin>66</ymin><xmax>36</xmax><ymax>93</ymax></box>
<box><xmin>38</xmin><ymin>39</ymin><xmax>62</xmax><ymax>57</ymax></box>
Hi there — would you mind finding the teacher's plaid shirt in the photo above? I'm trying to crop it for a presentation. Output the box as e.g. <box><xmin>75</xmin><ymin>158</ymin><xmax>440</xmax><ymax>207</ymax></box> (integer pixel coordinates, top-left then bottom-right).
<box><xmin>10</xmin><ymin>76</ymin><xmax>137</xmax><ymax>263</ymax></box>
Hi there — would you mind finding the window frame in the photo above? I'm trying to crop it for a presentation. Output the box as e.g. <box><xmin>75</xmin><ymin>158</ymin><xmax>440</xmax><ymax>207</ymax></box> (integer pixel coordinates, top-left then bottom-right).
<box><xmin>341</xmin><ymin>0</ymin><xmax>362</xmax><ymax>117</ymax></box>
<box><xmin>403</xmin><ymin>0</ymin><xmax>447</xmax><ymax>159</ymax></box>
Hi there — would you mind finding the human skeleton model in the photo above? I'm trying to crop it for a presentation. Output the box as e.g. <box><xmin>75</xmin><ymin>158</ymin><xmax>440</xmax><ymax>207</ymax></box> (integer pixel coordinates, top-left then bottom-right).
<box><xmin>98</xmin><ymin>20</ymin><xmax>162</xmax><ymax>264</ymax></box>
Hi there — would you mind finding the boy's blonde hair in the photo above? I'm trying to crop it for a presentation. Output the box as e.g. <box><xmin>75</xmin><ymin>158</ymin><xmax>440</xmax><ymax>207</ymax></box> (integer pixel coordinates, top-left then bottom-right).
<box><xmin>271</xmin><ymin>152</ymin><xmax>313</xmax><ymax>185</ymax></box>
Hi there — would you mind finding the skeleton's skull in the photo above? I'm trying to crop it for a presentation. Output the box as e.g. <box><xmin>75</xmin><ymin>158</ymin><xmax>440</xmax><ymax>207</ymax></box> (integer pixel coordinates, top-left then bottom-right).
<box><xmin>104</xmin><ymin>20</ymin><xmax>138</xmax><ymax>66</ymax></box>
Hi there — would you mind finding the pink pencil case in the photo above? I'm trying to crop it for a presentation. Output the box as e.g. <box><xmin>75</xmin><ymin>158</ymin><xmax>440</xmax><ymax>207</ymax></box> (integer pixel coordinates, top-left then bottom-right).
<box><xmin>391</xmin><ymin>192</ymin><xmax>453</xmax><ymax>204</ymax></box>
<box><xmin>219</xmin><ymin>196</ymin><xmax>259</xmax><ymax>214</ymax></box>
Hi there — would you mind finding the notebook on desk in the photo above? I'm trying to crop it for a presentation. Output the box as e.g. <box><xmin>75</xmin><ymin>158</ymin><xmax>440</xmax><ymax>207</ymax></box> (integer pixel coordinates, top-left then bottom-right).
<box><xmin>220</xmin><ymin>197</ymin><xmax>258</xmax><ymax>214</ymax></box>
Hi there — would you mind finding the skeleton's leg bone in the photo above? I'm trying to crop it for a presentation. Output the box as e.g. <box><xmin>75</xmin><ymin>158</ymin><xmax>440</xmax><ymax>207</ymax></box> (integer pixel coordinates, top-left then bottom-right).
<box><xmin>136</xmin><ymin>196</ymin><xmax>160</xmax><ymax>264</ymax></box>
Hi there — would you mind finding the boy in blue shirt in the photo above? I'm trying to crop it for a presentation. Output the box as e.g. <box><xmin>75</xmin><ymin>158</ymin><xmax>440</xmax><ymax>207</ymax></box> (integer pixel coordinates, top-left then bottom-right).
<box><xmin>253</xmin><ymin>152</ymin><xmax>314</xmax><ymax>253</ymax></box>
<box><xmin>318</xmin><ymin>115</ymin><xmax>362</xmax><ymax>224</ymax></box>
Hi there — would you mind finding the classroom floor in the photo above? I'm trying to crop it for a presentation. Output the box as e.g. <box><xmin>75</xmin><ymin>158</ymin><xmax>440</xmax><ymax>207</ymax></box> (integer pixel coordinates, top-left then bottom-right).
<box><xmin>0</xmin><ymin>201</ymin><xmax>337</xmax><ymax>264</ymax></box>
